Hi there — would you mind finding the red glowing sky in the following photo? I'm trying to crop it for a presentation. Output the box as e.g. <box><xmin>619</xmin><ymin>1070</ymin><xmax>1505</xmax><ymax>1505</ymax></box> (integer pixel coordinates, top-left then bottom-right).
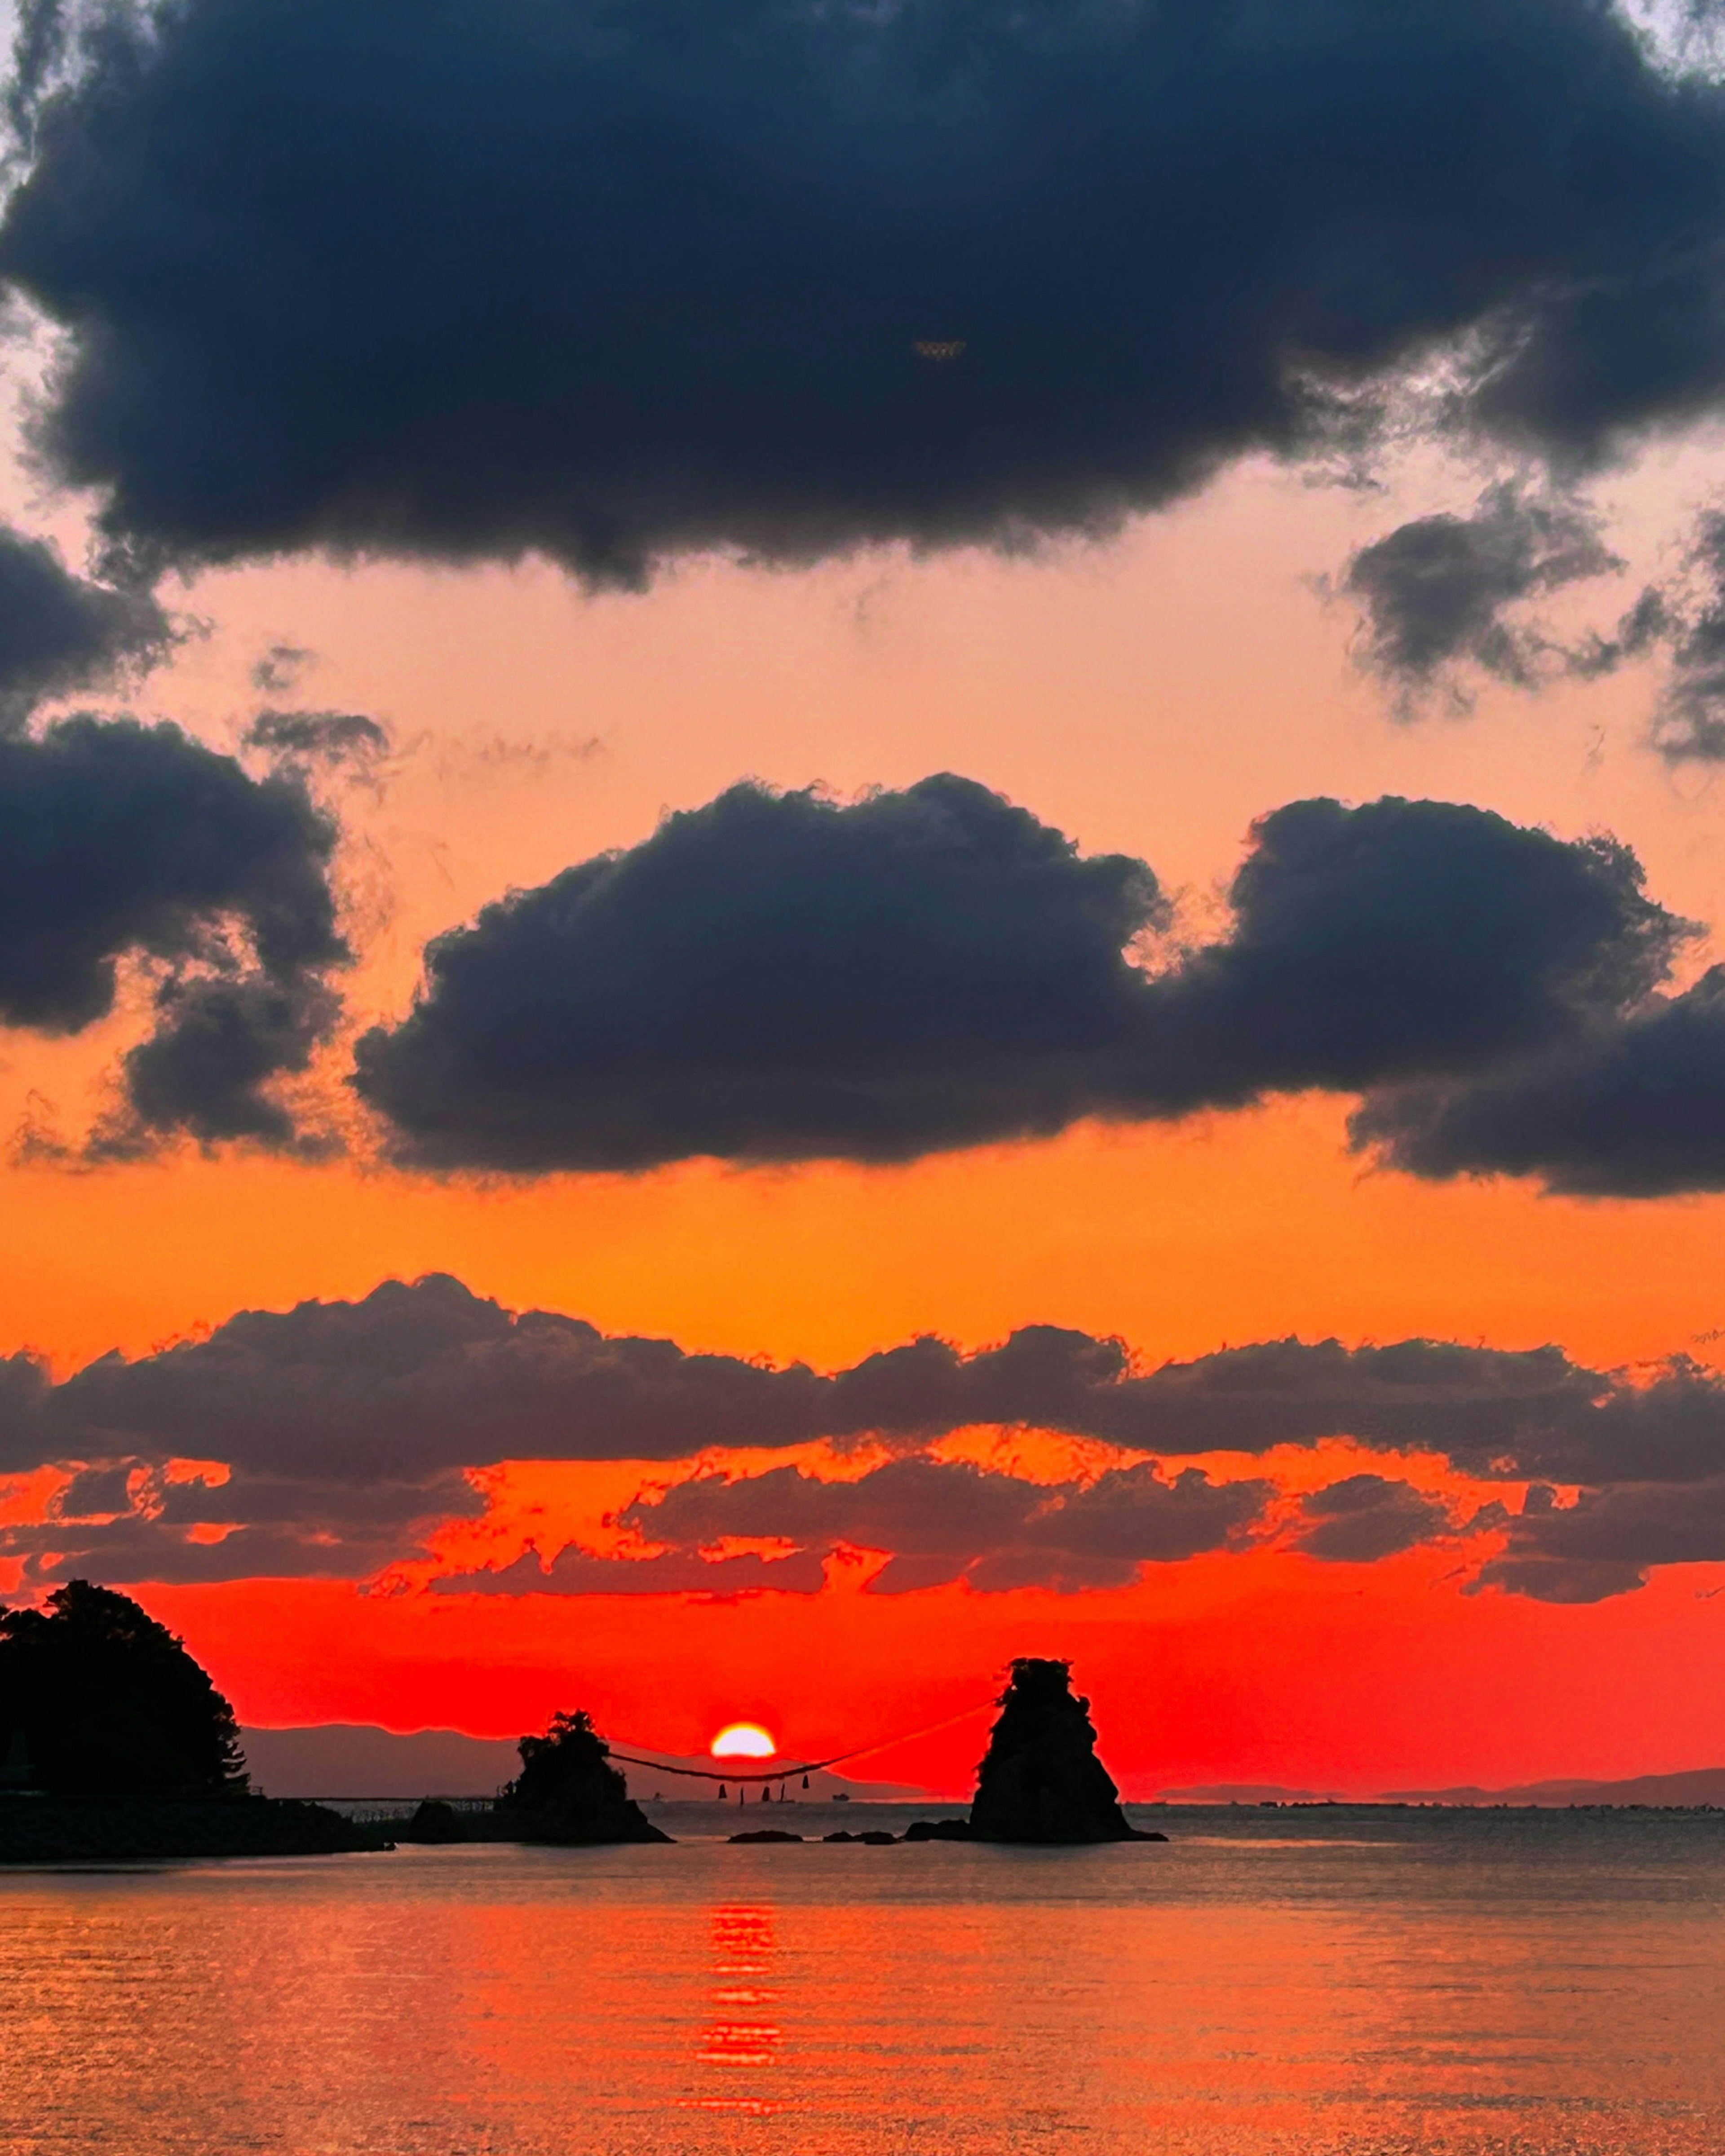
<box><xmin>4</xmin><ymin>460</ymin><xmax>1725</xmax><ymax>1794</ymax></box>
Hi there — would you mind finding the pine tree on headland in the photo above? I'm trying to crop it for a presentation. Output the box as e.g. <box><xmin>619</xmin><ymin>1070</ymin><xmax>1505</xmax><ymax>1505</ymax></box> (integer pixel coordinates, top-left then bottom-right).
<box><xmin>0</xmin><ymin>1581</ymin><xmax>248</xmax><ymax>1796</ymax></box>
<box><xmin>499</xmin><ymin>1710</ymin><xmax>671</xmax><ymax>1844</ymax></box>
<box><xmin>969</xmin><ymin>1658</ymin><xmax>1152</xmax><ymax>1843</ymax></box>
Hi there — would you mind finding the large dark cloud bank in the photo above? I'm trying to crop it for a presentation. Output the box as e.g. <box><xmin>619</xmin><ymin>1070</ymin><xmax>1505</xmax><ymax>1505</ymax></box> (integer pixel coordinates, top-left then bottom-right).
<box><xmin>6</xmin><ymin>1272</ymin><xmax>1725</xmax><ymax>1604</ymax></box>
<box><xmin>4</xmin><ymin>0</ymin><xmax>1725</xmax><ymax>590</ymax></box>
<box><xmin>354</xmin><ymin>772</ymin><xmax>1725</xmax><ymax>1197</ymax></box>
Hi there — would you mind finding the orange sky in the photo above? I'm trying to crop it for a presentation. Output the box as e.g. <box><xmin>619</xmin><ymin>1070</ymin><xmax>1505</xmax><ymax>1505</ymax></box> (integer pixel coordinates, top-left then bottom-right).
<box><xmin>5</xmin><ymin>451</ymin><xmax>1725</xmax><ymax>1792</ymax></box>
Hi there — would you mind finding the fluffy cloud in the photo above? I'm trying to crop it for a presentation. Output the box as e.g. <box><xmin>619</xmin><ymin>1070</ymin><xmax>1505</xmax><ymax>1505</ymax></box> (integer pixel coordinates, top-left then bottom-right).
<box><xmin>1290</xmin><ymin>1473</ymin><xmax>1452</xmax><ymax>1562</ymax></box>
<box><xmin>1349</xmin><ymin>969</ymin><xmax>1725</xmax><ymax>1197</ymax></box>
<box><xmin>6</xmin><ymin>0</ymin><xmax>1725</xmax><ymax>583</ymax></box>
<box><xmin>352</xmin><ymin>776</ymin><xmax>1166</xmax><ymax>1168</ymax></box>
<box><xmin>354</xmin><ymin>776</ymin><xmax>1686</xmax><ymax>1173</ymax></box>
<box><xmin>565</xmin><ymin>1454</ymin><xmax>1273</xmax><ymax>1596</ymax></box>
<box><xmin>1340</xmin><ymin>483</ymin><xmax>1622</xmax><ymax>712</ymax></box>
<box><xmin>0</xmin><ymin>715</ymin><xmax>350</xmax><ymax>1148</ymax></box>
<box><xmin>1470</xmin><ymin>1477</ymin><xmax>1725</xmax><ymax>1604</ymax></box>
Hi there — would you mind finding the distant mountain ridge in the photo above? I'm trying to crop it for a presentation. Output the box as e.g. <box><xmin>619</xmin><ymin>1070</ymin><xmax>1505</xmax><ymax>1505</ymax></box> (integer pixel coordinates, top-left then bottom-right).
<box><xmin>1155</xmin><ymin>1768</ymin><xmax>1725</xmax><ymax>1807</ymax></box>
<box><xmin>1383</xmin><ymin>1767</ymin><xmax>1725</xmax><ymax>1807</ymax></box>
<box><xmin>239</xmin><ymin>1724</ymin><xmax>923</xmax><ymax>1801</ymax></box>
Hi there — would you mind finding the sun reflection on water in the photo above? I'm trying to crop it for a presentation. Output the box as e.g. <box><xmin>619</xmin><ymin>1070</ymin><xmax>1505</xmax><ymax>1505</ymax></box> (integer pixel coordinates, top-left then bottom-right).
<box><xmin>689</xmin><ymin>1902</ymin><xmax>787</xmax><ymax>2112</ymax></box>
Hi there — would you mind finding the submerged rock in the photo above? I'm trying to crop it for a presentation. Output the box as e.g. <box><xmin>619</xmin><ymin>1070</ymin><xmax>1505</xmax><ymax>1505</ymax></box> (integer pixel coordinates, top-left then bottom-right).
<box><xmin>498</xmin><ymin>1710</ymin><xmax>672</xmax><ymax>1845</ymax></box>
<box><xmin>969</xmin><ymin>1658</ymin><xmax>1159</xmax><ymax>1845</ymax></box>
<box><xmin>904</xmin><ymin>1817</ymin><xmax>973</xmax><ymax>1841</ymax></box>
<box><xmin>730</xmin><ymin>1827</ymin><xmax>804</xmax><ymax>1842</ymax></box>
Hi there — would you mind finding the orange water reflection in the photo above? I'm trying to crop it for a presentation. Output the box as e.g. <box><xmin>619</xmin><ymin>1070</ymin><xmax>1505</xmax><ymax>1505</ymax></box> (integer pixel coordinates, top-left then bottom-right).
<box><xmin>0</xmin><ymin>1816</ymin><xmax>1722</xmax><ymax>2155</ymax></box>
<box><xmin>689</xmin><ymin>1902</ymin><xmax>787</xmax><ymax>2111</ymax></box>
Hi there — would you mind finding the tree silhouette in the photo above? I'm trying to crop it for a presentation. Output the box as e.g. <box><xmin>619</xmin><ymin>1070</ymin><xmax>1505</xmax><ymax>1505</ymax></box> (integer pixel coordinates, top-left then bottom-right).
<box><xmin>0</xmin><ymin>1580</ymin><xmax>248</xmax><ymax>1796</ymax></box>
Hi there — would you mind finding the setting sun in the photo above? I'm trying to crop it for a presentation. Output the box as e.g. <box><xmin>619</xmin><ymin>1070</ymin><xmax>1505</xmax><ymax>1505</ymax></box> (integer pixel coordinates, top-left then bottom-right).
<box><xmin>710</xmin><ymin>1723</ymin><xmax>777</xmax><ymax>1759</ymax></box>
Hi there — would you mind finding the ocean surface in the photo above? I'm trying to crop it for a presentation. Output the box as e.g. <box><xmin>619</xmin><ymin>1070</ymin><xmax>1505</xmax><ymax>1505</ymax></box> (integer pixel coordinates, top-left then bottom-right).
<box><xmin>2</xmin><ymin>1802</ymin><xmax>1722</xmax><ymax>2156</ymax></box>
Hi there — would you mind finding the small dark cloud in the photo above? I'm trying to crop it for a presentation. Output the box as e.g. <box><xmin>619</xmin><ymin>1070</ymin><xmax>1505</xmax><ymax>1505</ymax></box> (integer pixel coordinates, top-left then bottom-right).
<box><xmin>248</xmin><ymin>644</ymin><xmax>316</xmax><ymax>695</ymax></box>
<box><xmin>0</xmin><ymin>523</ymin><xmax>175</xmax><ymax>725</ymax></box>
<box><xmin>0</xmin><ymin>714</ymin><xmax>349</xmax><ymax>1150</ymax></box>
<box><xmin>352</xmin><ymin>776</ymin><xmax>1692</xmax><ymax>1174</ymax></box>
<box><xmin>1639</xmin><ymin>509</ymin><xmax>1725</xmax><ymax>761</ymax></box>
<box><xmin>1341</xmin><ymin>482</ymin><xmax>1621</xmax><ymax>712</ymax></box>
<box><xmin>8</xmin><ymin>0</ymin><xmax>1725</xmax><ymax>581</ymax></box>
<box><xmin>1291</xmin><ymin>1472</ymin><xmax>1451</xmax><ymax>1561</ymax></box>
<box><xmin>243</xmin><ymin>708</ymin><xmax>389</xmax><ymax>766</ymax></box>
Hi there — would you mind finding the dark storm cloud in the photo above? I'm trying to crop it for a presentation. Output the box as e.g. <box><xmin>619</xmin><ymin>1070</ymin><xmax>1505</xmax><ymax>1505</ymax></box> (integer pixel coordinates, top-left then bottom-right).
<box><xmin>1290</xmin><ymin>1472</ymin><xmax>1451</xmax><ymax>1561</ymax></box>
<box><xmin>0</xmin><ymin>714</ymin><xmax>349</xmax><ymax>1147</ymax></box>
<box><xmin>352</xmin><ymin>776</ymin><xmax>1690</xmax><ymax>1172</ymax></box>
<box><xmin>0</xmin><ymin>524</ymin><xmax>175</xmax><ymax>723</ymax></box>
<box><xmin>7</xmin><ymin>0</ymin><xmax>1725</xmax><ymax>582</ymax></box>
<box><xmin>1340</xmin><ymin>482</ymin><xmax>1622</xmax><ymax>710</ymax></box>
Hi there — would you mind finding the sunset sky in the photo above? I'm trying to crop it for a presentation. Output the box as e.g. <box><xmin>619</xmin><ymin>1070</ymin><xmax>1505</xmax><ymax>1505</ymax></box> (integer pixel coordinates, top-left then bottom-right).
<box><xmin>4</xmin><ymin>0</ymin><xmax>1725</xmax><ymax>1798</ymax></box>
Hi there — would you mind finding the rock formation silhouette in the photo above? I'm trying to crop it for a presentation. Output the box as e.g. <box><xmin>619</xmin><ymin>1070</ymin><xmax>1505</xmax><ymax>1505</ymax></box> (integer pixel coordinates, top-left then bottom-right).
<box><xmin>498</xmin><ymin>1710</ymin><xmax>671</xmax><ymax>1844</ymax></box>
<box><xmin>968</xmin><ymin>1658</ymin><xmax>1161</xmax><ymax>1844</ymax></box>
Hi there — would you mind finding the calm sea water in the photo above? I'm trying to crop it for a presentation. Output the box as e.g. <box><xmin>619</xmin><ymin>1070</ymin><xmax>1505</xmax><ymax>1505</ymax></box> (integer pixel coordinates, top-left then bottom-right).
<box><xmin>2</xmin><ymin>1803</ymin><xmax>1722</xmax><ymax>2156</ymax></box>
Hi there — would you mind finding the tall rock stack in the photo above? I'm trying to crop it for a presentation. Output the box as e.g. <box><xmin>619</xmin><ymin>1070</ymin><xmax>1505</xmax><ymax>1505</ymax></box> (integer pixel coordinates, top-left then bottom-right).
<box><xmin>969</xmin><ymin>1658</ymin><xmax>1151</xmax><ymax>1843</ymax></box>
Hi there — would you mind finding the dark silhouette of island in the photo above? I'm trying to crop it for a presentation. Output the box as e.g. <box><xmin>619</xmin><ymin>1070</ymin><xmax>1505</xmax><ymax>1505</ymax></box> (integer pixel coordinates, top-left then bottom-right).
<box><xmin>897</xmin><ymin>1658</ymin><xmax>1164</xmax><ymax>1846</ymax></box>
<box><xmin>969</xmin><ymin>1659</ymin><xmax>1162</xmax><ymax>1843</ymax></box>
<box><xmin>0</xmin><ymin>1582</ymin><xmax>386</xmax><ymax>1861</ymax></box>
<box><xmin>496</xmin><ymin>1710</ymin><xmax>671</xmax><ymax>1844</ymax></box>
